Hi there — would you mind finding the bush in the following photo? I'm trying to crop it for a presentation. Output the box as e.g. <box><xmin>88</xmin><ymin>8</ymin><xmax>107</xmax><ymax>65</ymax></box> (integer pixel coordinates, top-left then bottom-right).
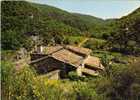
<box><xmin>96</xmin><ymin>61</ymin><xmax>140</xmax><ymax>100</ymax></box>
<box><xmin>73</xmin><ymin>81</ymin><xmax>107</xmax><ymax>100</ymax></box>
<box><xmin>63</xmin><ymin>36</ymin><xmax>85</xmax><ymax>45</ymax></box>
<box><xmin>68</xmin><ymin>71</ymin><xmax>80</xmax><ymax>81</ymax></box>
<box><xmin>1</xmin><ymin>61</ymin><xmax>79</xmax><ymax>100</ymax></box>
<box><xmin>2</xmin><ymin>60</ymin><xmax>139</xmax><ymax>100</ymax></box>
<box><xmin>1</xmin><ymin>61</ymin><xmax>47</xmax><ymax>100</ymax></box>
<box><xmin>83</xmin><ymin>38</ymin><xmax>106</xmax><ymax>50</ymax></box>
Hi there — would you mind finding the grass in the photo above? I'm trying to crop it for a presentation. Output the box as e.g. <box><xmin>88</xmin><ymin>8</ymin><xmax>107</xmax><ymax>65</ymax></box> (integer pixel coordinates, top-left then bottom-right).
<box><xmin>82</xmin><ymin>38</ymin><xmax>106</xmax><ymax>50</ymax></box>
<box><xmin>1</xmin><ymin>50</ymin><xmax>17</xmax><ymax>61</ymax></box>
<box><xmin>64</xmin><ymin>35</ymin><xmax>86</xmax><ymax>45</ymax></box>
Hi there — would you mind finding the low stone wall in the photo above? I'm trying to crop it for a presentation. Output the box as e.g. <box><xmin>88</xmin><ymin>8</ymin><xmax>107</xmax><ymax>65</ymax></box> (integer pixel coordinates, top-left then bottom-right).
<box><xmin>46</xmin><ymin>70</ymin><xmax>60</xmax><ymax>79</ymax></box>
<box><xmin>30</xmin><ymin>56</ymin><xmax>76</xmax><ymax>78</ymax></box>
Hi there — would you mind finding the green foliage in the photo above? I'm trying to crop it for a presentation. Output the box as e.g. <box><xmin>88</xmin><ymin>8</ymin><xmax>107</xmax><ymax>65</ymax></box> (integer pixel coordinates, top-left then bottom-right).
<box><xmin>107</xmin><ymin>8</ymin><xmax>140</xmax><ymax>55</ymax></box>
<box><xmin>1</xmin><ymin>50</ymin><xmax>17</xmax><ymax>61</ymax></box>
<box><xmin>112</xmin><ymin>62</ymin><xmax>140</xmax><ymax>100</ymax></box>
<box><xmin>1</xmin><ymin>1</ymin><xmax>118</xmax><ymax>50</ymax></box>
<box><xmin>1</xmin><ymin>1</ymin><xmax>39</xmax><ymax>50</ymax></box>
<box><xmin>74</xmin><ymin>13</ymin><xmax>117</xmax><ymax>38</ymax></box>
<box><xmin>73</xmin><ymin>82</ymin><xmax>106</xmax><ymax>100</ymax></box>
<box><xmin>101</xmin><ymin>54</ymin><xmax>112</xmax><ymax>77</ymax></box>
<box><xmin>1</xmin><ymin>61</ymin><xmax>103</xmax><ymax>100</ymax></box>
<box><xmin>68</xmin><ymin>71</ymin><xmax>80</xmax><ymax>81</ymax></box>
<box><xmin>44</xmin><ymin>83</ymin><xmax>76</xmax><ymax>100</ymax></box>
<box><xmin>1</xmin><ymin>1</ymin><xmax>140</xmax><ymax>100</ymax></box>
<box><xmin>2</xmin><ymin>58</ymin><xmax>140</xmax><ymax>100</ymax></box>
<box><xmin>68</xmin><ymin>71</ymin><xmax>88</xmax><ymax>81</ymax></box>
<box><xmin>1</xmin><ymin>30</ymin><xmax>22</xmax><ymax>50</ymax></box>
<box><xmin>83</xmin><ymin>38</ymin><xmax>106</xmax><ymax>50</ymax></box>
<box><xmin>63</xmin><ymin>36</ymin><xmax>85</xmax><ymax>45</ymax></box>
<box><xmin>2</xmin><ymin>1</ymin><xmax>140</xmax><ymax>52</ymax></box>
<box><xmin>1</xmin><ymin>1</ymin><xmax>84</xmax><ymax>50</ymax></box>
<box><xmin>96</xmin><ymin>61</ymin><xmax>140</xmax><ymax>100</ymax></box>
<box><xmin>1</xmin><ymin>61</ymin><xmax>47</xmax><ymax>100</ymax></box>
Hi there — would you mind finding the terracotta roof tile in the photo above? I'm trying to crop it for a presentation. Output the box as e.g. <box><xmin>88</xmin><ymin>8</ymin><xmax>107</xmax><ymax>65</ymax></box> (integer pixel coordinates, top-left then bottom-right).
<box><xmin>44</xmin><ymin>46</ymin><xmax>63</xmax><ymax>54</ymax></box>
<box><xmin>84</xmin><ymin>56</ymin><xmax>104</xmax><ymax>70</ymax></box>
<box><xmin>65</xmin><ymin>45</ymin><xmax>92</xmax><ymax>56</ymax></box>
<box><xmin>52</xmin><ymin>49</ymin><xmax>84</xmax><ymax>67</ymax></box>
<box><xmin>39</xmin><ymin>45</ymin><xmax>104</xmax><ymax>70</ymax></box>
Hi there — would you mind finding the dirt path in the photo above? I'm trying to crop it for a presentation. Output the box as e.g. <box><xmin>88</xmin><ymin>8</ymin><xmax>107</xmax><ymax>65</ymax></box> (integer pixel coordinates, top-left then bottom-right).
<box><xmin>78</xmin><ymin>38</ymin><xmax>88</xmax><ymax>47</ymax></box>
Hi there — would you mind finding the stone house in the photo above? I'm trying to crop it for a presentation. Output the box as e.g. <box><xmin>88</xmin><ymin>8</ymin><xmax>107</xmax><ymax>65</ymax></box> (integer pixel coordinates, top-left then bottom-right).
<box><xmin>30</xmin><ymin>45</ymin><xmax>104</xmax><ymax>79</ymax></box>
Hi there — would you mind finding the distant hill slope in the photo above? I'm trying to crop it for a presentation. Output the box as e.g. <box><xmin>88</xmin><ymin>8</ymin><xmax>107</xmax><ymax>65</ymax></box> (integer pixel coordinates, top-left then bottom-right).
<box><xmin>107</xmin><ymin>7</ymin><xmax>140</xmax><ymax>55</ymax></box>
<box><xmin>74</xmin><ymin>13</ymin><xmax>117</xmax><ymax>37</ymax></box>
<box><xmin>73</xmin><ymin>13</ymin><xmax>105</xmax><ymax>25</ymax></box>
<box><xmin>1</xmin><ymin>1</ymin><xmax>83</xmax><ymax>50</ymax></box>
<box><xmin>32</xmin><ymin>3</ymin><xmax>115</xmax><ymax>37</ymax></box>
<box><xmin>1</xmin><ymin>1</ymin><xmax>139</xmax><ymax>52</ymax></box>
<box><xmin>1</xmin><ymin>1</ymin><xmax>112</xmax><ymax>50</ymax></box>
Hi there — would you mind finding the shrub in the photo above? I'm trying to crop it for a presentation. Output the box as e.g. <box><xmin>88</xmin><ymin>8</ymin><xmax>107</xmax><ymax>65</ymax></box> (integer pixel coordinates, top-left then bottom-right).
<box><xmin>1</xmin><ymin>61</ymin><xmax>47</xmax><ymax>100</ymax></box>
<box><xmin>83</xmin><ymin>38</ymin><xmax>106</xmax><ymax>50</ymax></box>
<box><xmin>101</xmin><ymin>54</ymin><xmax>112</xmax><ymax>77</ymax></box>
<box><xmin>63</xmin><ymin>36</ymin><xmax>85</xmax><ymax>45</ymax></box>
<box><xmin>96</xmin><ymin>61</ymin><xmax>140</xmax><ymax>100</ymax></box>
<box><xmin>73</xmin><ymin>81</ymin><xmax>107</xmax><ymax>100</ymax></box>
<box><xmin>68</xmin><ymin>71</ymin><xmax>80</xmax><ymax>81</ymax></box>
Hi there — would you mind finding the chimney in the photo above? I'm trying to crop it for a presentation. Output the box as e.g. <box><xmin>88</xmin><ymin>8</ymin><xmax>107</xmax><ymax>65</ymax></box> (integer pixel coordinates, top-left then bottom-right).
<box><xmin>37</xmin><ymin>45</ymin><xmax>43</xmax><ymax>53</ymax></box>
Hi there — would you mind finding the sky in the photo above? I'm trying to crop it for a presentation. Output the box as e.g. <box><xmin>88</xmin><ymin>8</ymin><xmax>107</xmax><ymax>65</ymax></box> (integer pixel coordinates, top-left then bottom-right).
<box><xmin>29</xmin><ymin>0</ymin><xmax>140</xmax><ymax>19</ymax></box>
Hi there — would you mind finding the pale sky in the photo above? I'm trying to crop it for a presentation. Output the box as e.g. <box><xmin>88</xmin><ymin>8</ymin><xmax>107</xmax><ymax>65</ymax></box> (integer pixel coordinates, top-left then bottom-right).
<box><xmin>29</xmin><ymin>0</ymin><xmax>140</xmax><ymax>19</ymax></box>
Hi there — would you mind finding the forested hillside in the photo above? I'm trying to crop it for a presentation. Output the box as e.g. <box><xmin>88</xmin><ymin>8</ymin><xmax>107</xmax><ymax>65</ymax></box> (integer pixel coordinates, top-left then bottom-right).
<box><xmin>2</xmin><ymin>0</ymin><xmax>140</xmax><ymax>53</ymax></box>
<box><xmin>1</xmin><ymin>1</ymin><xmax>140</xmax><ymax>100</ymax></box>
<box><xmin>74</xmin><ymin>13</ymin><xmax>117</xmax><ymax>38</ymax></box>
<box><xmin>1</xmin><ymin>1</ymin><xmax>116</xmax><ymax>50</ymax></box>
<box><xmin>106</xmin><ymin>8</ymin><xmax>140</xmax><ymax>55</ymax></box>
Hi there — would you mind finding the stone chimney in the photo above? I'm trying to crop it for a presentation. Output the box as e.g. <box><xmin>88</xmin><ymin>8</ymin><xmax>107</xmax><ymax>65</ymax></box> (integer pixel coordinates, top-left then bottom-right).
<box><xmin>37</xmin><ymin>45</ymin><xmax>43</xmax><ymax>53</ymax></box>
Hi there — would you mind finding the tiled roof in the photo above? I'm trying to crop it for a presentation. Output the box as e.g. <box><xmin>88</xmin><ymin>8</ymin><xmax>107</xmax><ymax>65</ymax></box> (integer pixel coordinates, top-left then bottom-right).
<box><xmin>65</xmin><ymin>45</ymin><xmax>92</xmax><ymax>56</ymax></box>
<box><xmin>51</xmin><ymin>49</ymin><xmax>84</xmax><ymax>67</ymax></box>
<box><xmin>33</xmin><ymin>45</ymin><xmax>104</xmax><ymax>70</ymax></box>
<box><xmin>84</xmin><ymin>56</ymin><xmax>104</xmax><ymax>70</ymax></box>
<box><xmin>44</xmin><ymin>45</ymin><xmax>92</xmax><ymax>56</ymax></box>
<box><xmin>44</xmin><ymin>45</ymin><xmax>63</xmax><ymax>54</ymax></box>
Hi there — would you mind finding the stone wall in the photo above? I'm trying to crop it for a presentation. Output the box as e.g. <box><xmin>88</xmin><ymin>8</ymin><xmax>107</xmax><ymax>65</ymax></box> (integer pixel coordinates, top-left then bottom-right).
<box><xmin>31</xmin><ymin>56</ymin><xmax>76</xmax><ymax>78</ymax></box>
<box><xmin>30</xmin><ymin>53</ymin><xmax>47</xmax><ymax>60</ymax></box>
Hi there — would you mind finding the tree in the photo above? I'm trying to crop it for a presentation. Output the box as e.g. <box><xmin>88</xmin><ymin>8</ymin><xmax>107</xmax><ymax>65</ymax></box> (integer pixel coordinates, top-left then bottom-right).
<box><xmin>101</xmin><ymin>54</ymin><xmax>112</xmax><ymax>77</ymax></box>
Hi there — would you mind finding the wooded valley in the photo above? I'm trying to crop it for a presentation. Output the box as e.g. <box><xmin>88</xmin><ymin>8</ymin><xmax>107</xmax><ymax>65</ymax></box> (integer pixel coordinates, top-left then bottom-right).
<box><xmin>1</xmin><ymin>1</ymin><xmax>140</xmax><ymax>100</ymax></box>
